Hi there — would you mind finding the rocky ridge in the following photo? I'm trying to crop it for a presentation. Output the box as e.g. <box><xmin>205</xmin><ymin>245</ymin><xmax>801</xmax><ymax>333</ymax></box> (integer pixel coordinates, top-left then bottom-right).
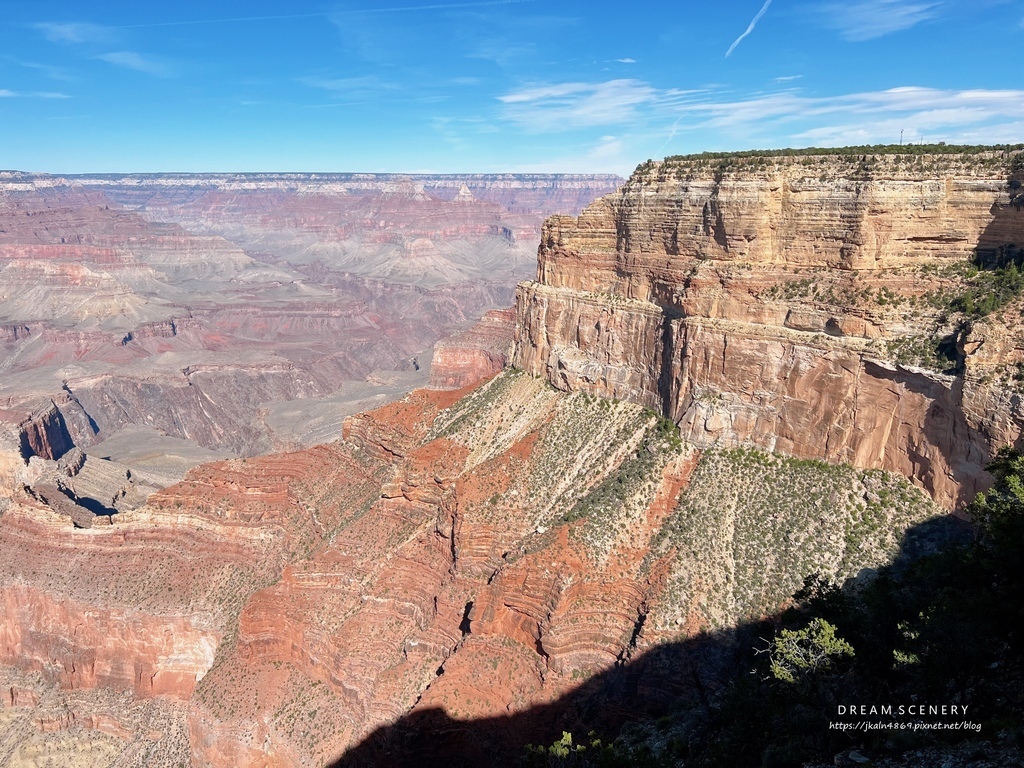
<box><xmin>0</xmin><ymin>368</ymin><xmax>941</xmax><ymax>766</ymax></box>
<box><xmin>514</xmin><ymin>149</ymin><xmax>1024</xmax><ymax>508</ymax></box>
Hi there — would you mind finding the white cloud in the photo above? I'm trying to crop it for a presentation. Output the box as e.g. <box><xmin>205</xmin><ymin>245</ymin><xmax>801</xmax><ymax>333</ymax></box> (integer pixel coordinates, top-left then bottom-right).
<box><xmin>672</xmin><ymin>86</ymin><xmax>1024</xmax><ymax>147</ymax></box>
<box><xmin>774</xmin><ymin>75</ymin><xmax>803</xmax><ymax>82</ymax></box>
<box><xmin>674</xmin><ymin>86</ymin><xmax>1023</xmax><ymax>122</ymax></box>
<box><xmin>616</xmin><ymin>58</ymin><xmax>637</xmax><ymax>64</ymax></box>
<box><xmin>819</xmin><ymin>0</ymin><xmax>939</xmax><ymax>41</ymax></box>
<box><xmin>504</xmin><ymin>134</ymin><xmax>635</xmax><ymax>174</ymax></box>
<box><xmin>498</xmin><ymin>79</ymin><xmax>703</xmax><ymax>130</ymax></box>
<box><xmin>498</xmin><ymin>78</ymin><xmax>1024</xmax><ymax>153</ymax></box>
<box><xmin>96</xmin><ymin>51</ymin><xmax>172</xmax><ymax>76</ymax></box>
<box><xmin>34</xmin><ymin>21</ymin><xmax>116</xmax><ymax>45</ymax></box>
<box><xmin>591</xmin><ymin>135</ymin><xmax>624</xmax><ymax>159</ymax></box>
<box><xmin>0</xmin><ymin>89</ymin><xmax>72</xmax><ymax>99</ymax></box>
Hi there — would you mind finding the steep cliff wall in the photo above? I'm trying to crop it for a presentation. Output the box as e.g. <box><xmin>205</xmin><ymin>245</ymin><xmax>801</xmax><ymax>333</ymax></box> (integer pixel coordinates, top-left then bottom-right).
<box><xmin>514</xmin><ymin>149</ymin><xmax>1024</xmax><ymax>507</ymax></box>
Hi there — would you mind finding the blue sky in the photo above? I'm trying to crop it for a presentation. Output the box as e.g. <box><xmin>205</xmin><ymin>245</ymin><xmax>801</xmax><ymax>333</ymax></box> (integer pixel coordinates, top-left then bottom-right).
<box><xmin>2</xmin><ymin>0</ymin><xmax>1023</xmax><ymax>174</ymax></box>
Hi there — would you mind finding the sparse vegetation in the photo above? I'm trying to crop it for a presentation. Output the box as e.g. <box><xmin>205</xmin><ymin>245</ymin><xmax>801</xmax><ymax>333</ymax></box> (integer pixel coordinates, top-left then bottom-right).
<box><xmin>645</xmin><ymin>447</ymin><xmax>939</xmax><ymax>630</ymax></box>
<box><xmin>883</xmin><ymin>245</ymin><xmax>1024</xmax><ymax>373</ymax></box>
<box><xmin>634</xmin><ymin>145</ymin><xmax>1024</xmax><ymax>186</ymax></box>
<box><xmin>663</xmin><ymin>143</ymin><xmax>1024</xmax><ymax>162</ymax></box>
<box><xmin>525</xmin><ymin>448</ymin><xmax>1024</xmax><ymax>768</ymax></box>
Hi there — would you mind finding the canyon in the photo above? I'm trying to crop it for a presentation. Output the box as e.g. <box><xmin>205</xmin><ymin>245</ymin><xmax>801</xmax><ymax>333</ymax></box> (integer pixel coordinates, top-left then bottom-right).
<box><xmin>0</xmin><ymin>172</ymin><xmax>621</xmax><ymax>515</ymax></box>
<box><xmin>1</xmin><ymin>148</ymin><xmax>1023</xmax><ymax>766</ymax></box>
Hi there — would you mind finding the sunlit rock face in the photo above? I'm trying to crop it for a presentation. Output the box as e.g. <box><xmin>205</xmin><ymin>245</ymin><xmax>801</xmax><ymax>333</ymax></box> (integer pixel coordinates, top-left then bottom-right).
<box><xmin>514</xmin><ymin>151</ymin><xmax>1024</xmax><ymax>508</ymax></box>
<box><xmin>429</xmin><ymin>308</ymin><xmax>515</xmax><ymax>390</ymax></box>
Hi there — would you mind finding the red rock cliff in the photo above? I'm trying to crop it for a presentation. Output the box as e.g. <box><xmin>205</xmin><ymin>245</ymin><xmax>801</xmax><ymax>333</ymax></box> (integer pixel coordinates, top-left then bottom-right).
<box><xmin>513</xmin><ymin>150</ymin><xmax>1024</xmax><ymax>508</ymax></box>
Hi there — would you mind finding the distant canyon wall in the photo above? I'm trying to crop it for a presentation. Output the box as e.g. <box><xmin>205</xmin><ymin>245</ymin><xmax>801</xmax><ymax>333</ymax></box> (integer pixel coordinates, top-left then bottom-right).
<box><xmin>514</xmin><ymin>151</ymin><xmax>1024</xmax><ymax>507</ymax></box>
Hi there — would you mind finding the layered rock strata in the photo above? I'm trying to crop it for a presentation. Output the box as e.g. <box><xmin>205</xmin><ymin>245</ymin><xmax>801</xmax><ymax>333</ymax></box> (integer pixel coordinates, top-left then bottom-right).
<box><xmin>429</xmin><ymin>308</ymin><xmax>515</xmax><ymax>390</ymax></box>
<box><xmin>513</xmin><ymin>151</ymin><xmax>1024</xmax><ymax>507</ymax></box>
<box><xmin>0</xmin><ymin>361</ymin><xmax>944</xmax><ymax>766</ymax></box>
<box><xmin>3</xmin><ymin>153</ymin><xmax>1013</xmax><ymax>765</ymax></box>
<box><xmin>186</xmin><ymin>372</ymin><xmax>939</xmax><ymax>765</ymax></box>
<box><xmin>0</xmin><ymin>173</ymin><xmax>620</xmax><ymax>512</ymax></box>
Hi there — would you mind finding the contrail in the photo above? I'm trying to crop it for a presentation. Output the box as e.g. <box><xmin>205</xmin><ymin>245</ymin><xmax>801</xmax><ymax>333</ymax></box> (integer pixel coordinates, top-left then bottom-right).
<box><xmin>112</xmin><ymin>0</ymin><xmax>534</xmax><ymax>29</ymax></box>
<box><xmin>725</xmin><ymin>0</ymin><xmax>772</xmax><ymax>58</ymax></box>
<box><xmin>659</xmin><ymin>117</ymin><xmax>684</xmax><ymax>152</ymax></box>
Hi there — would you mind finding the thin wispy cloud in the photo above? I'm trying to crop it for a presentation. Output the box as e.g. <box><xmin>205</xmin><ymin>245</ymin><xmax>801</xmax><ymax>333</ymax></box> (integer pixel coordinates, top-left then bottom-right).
<box><xmin>96</xmin><ymin>51</ymin><xmax>172</xmax><ymax>77</ymax></box>
<box><xmin>13</xmin><ymin>61</ymin><xmax>77</xmax><ymax>83</ymax></box>
<box><xmin>819</xmin><ymin>0</ymin><xmax>939</xmax><ymax>41</ymax></box>
<box><xmin>726</xmin><ymin>0</ymin><xmax>772</xmax><ymax>57</ymax></box>
<box><xmin>616</xmin><ymin>58</ymin><xmax>637</xmax><ymax>64</ymax></box>
<box><xmin>669</xmin><ymin>86</ymin><xmax>1024</xmax><ymax>147</ymax></box>
<box><xmin>33</xmin><ymin>21</ymin><xmax>116</xmax><ymax>45</ymax></box>
<box><xmin>303</xmin><ymin>95</ymin><xmax>447</xmax><ymax>109</ymax></box>
<box><xmin>796</xmin><ymin>110</ymin><xmax>995</xmax><ymax>145</ymax></box>
<box><xmin>500</xmin><ymin>78</ymin><xmax>1024</xmax><ymax>150</ymax></box>
<box><xmin>470</xmin><ymin>38</ymin><xmax>538</xmax><ymax>67</ymax></box>
<box><xmin>431</xmin><ymin>114</ymin><xmax>500</xmax><ymax>151</ymax></box>
<box><xmin>774</xmin><ymin>75</ymin><xmax>803</xmax><ymax>82</ymax></box>
<box><xmin>498</xmin><ymin>79</ymin><xmax>706</xmax><ymax>131</ymax></box>
<box><xmin>505</xmin><ymin>133</ymin><xmax>637</xmax><ymax>174</ymax></box>
<box><xmin>0</xmin><ymin>89</ymin><xmax>71</xmax><ymax>99</ymax></box>
<box><xmin>674</xmin><ymin>86</ymin><xmax>1024</xmax><ymax>122</ymax></box>
<box><xmin>299</xmin><ymin>75</ymin><xmax>399</xmax><ymax>94</ymax></box>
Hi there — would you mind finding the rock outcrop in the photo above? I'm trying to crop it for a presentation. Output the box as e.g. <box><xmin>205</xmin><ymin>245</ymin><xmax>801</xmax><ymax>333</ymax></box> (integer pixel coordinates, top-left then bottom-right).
<box><xmin>13</xmin><ymin>401</ymin><xmax>74</xmax><ymax>461</ymax></box>
<box><xmin>184</xmin><ymin>371</ymin><xmax>940</xmax><ymax>765</ymax></box>
<box><xmin>429</xmin><ymin>308</ymin><xmax>515</xmax><ymax>390</ymax></box>
<box><xmin>514</xmin><ymin>150</ymin><xmax>1024</xmax><ymax>508</ymax></box>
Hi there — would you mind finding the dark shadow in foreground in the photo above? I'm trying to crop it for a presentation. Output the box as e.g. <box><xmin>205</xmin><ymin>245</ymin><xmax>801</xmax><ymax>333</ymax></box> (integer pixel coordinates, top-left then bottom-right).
<box><xmin>328</xmin><ymin>510</ymin><xmax>1024</xmax><ymax>768</ymax></box>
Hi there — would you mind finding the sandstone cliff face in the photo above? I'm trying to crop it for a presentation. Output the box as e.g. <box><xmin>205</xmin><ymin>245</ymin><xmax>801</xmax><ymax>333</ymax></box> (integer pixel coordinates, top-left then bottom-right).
<box><xmin>514</xmin><ymin>151</ymin><xmax>1024</xmax><ymax>507</ymax></box>
<box><xmin>429</xmin><ymin>308</ymin><xmax>515</xmax><ymax>390</ymax></box>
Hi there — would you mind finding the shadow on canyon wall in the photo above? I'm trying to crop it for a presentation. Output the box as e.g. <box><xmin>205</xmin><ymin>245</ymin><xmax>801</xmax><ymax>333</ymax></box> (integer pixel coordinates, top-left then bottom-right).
<box><xmin>936</xmin><ymin>183</ymin><xmax>1024</xmax><ymax>505</ymax></box>
<box><xmin>332</xmin><ymin>516</ymin><xmax>972</xmax><ymax>768</ymax></box>
<box><xmin>976</xmin><ymin>173</ymin><xmax>1024</xmax><ymax>271</ymax></box>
